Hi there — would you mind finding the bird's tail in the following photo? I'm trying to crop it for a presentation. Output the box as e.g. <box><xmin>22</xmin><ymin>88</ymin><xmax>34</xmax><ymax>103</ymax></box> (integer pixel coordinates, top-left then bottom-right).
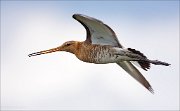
<box><xmin>146</xmin><ymin>59</ymin><xmax>170</xmax><ymax>66</ymax></box>
<box><xmin>127</xmin><ymin>48</ymin><xmax>170</xmax><ymax>69</ymax></box>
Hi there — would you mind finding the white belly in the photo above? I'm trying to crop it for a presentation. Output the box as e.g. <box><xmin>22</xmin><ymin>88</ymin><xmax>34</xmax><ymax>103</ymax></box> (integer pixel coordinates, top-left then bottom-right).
<box><xmin>93</xmin><ymin>47</ymin><xmax>132</xmax><ymax>64</ymax></box>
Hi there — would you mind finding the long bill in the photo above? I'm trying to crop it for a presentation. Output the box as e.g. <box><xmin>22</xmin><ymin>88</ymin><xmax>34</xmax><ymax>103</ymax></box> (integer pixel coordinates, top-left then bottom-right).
<box><xmin>28</xmin><ymin>47</ymin><xmax>61</xmax><ymax>57</ymax></box>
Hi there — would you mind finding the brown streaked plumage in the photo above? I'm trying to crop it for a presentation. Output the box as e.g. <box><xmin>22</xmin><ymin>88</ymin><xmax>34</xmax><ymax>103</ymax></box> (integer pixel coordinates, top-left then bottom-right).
<box><xmin>28</xmin><ymin>14</ymin><xmax>170</xmax><ymax>93</ymax></box>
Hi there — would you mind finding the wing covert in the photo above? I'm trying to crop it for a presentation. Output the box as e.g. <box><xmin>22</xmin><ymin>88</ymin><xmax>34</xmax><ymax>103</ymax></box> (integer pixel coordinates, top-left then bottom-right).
<box><xmin>73</xmin><ymin>14</ymin><xmax>122</xmax><ymax>47</ymax></box>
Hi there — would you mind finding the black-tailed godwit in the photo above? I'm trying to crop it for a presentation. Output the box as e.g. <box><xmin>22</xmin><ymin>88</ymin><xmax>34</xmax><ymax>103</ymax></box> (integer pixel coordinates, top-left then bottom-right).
<box><xmin>28</xmin><ymin>14</ymin><xmax>170</xmax><ymax>93</ymax></box>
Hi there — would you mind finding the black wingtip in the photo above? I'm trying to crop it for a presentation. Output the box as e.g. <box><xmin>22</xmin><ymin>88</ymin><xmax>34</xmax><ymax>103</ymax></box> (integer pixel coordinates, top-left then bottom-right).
<box><xmin>148</xmin><ymin>86</ymin><xmax>154</xmax><ymax>94</ymax></box>
<box><xmin>72</xmin><ymin>14</ymin><xmax>81</xmax><ymax>19</ymax></box>
<box><xmin>72</xmin><ymin>14</ymin><xmax>77</xmax><ymax>19</ymax></box>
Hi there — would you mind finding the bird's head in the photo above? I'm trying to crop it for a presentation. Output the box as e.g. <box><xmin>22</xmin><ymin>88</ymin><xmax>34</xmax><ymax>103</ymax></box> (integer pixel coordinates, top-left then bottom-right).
<box><xmin>28</xmin><ymin>41</ymin><xmax>80</xmax><ymax>57</ymax></box>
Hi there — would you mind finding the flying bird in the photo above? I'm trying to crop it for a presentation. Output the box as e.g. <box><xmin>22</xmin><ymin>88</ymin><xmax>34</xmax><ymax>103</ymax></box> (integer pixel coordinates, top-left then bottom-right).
<box><xmin>28</xmin><ymin>14</ymin><xmax>170</xmax><ymax>93</ymax></box>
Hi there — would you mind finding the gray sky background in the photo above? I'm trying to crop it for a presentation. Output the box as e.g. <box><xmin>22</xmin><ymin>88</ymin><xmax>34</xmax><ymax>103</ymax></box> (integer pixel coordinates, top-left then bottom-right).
<box><xmin>1</xmin><ymin>1</ymin><xmax>179</xmax><ymax>110</ymax></box>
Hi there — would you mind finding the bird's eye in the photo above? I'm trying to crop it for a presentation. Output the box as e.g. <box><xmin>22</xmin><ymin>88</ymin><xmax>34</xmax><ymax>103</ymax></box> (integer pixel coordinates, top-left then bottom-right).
<box><xmin>65</xmin><ymin>43</ymin><xmax>71</xmax><ymax>46</ymax></box>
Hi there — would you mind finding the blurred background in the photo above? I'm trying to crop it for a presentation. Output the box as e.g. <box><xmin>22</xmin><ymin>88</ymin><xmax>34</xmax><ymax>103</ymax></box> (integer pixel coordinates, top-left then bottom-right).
<box><xmin>1</xmin><ymin>1</ymin><xmax>179</xmax><ymax>110</ymax></box>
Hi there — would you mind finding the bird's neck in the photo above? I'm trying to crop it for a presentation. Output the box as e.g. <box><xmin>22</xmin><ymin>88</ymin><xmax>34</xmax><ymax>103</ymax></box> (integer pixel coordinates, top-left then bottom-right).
<box><xmin>66</xmin><ymin>41</ymin><xmax>82</xmax><ymax>55</ymax></box>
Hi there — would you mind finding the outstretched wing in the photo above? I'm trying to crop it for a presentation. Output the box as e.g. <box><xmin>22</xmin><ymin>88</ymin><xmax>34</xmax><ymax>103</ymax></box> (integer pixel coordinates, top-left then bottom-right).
<box><xmin>73</xmin><ymin>14</ymin><xmax>122</xmax><ymax>47</ymax></box>
<box><xmin>117</xmin><ymin>61</ymin><xmax>154</xmax><ymax>93</ymax></box>
<box><xmin>73</xmin><ymin>14</ymin><xmax>153</xmax><ymax>93</ymax></box>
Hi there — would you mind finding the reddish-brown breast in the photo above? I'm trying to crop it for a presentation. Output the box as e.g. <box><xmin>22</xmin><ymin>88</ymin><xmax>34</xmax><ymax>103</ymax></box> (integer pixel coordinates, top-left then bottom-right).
<box><xmin>74</xmin><ymin>42</ymin><xmax>113</xmax><ymax>63</ymax></box>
